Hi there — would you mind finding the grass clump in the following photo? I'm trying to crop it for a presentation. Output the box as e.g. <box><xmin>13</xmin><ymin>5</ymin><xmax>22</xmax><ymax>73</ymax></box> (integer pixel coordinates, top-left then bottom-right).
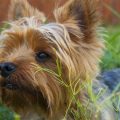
<box><xmin>33</xmin><ymin>59</ymin><xmax>120</xmax><ymax>120</ymax></box>
<box><xmin>0</xmin><ymin>103</ymin><xmax>20</xmax><ymax>120</ymax></box>
<box><xmin>101</xmin><ymin>25</ymin><xmax>120</xmax><ymax>70</ymax></box>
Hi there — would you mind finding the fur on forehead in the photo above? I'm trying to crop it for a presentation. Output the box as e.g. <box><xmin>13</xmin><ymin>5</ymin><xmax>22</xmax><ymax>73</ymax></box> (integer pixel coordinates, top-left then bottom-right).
<box><xmin>1</xmin><ymin>17</ymin><xmax>81</xmax><ymax>67</ymax></box>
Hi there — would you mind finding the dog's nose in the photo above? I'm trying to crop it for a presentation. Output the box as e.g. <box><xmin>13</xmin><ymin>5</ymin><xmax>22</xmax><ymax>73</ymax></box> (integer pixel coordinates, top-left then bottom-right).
<box><xmin>0</xmin><ymin>62</ymin><xmax>16</xmax><ymax>78</ymax></box>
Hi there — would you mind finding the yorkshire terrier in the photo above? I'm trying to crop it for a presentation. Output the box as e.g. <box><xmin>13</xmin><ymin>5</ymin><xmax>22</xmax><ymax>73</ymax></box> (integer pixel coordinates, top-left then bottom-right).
<box><xmin>0</xmin><ymin>0</ymin><xmax>117</xmax><ymax>120</ymax></box>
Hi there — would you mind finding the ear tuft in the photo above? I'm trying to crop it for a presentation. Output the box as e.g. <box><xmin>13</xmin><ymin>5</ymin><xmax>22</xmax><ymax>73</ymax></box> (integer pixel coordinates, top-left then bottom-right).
<box><xmin>54</xmin><ymin>0</ymin><xmax>100</xmax><ymax>39</ymax></box>
<box><xmin>8</xmin><ymin>0</ymin><xmax>46</xmax><ymax>22</ymax></box>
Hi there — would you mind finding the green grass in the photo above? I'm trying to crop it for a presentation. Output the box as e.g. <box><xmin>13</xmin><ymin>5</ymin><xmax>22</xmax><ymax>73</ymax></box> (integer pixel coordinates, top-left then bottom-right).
<box><xmin>0</xmin><ymin>103</ymin><xmax>14</xmax><ymax>120</ymax></box>
<box><xmin>101</xmin><ymin>25</ymin><xmax>120</xmax><ymax>71</ymax></box>
<box><xmin>32</xmin><ymin>58</ymin><xmax>120</xmax><ymax>120</ymax></box>
<box><xmin>0</xmin><ymin>103</ymin><xmax>20</xmax><ymax>120</ymax></box>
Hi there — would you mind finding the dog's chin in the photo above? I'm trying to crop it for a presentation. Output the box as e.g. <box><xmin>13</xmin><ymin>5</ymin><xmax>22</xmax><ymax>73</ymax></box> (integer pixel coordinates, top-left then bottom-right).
<box><xmin>0</xmin><ymin>79</ymin><xmax>48</xmax><ymax>113</ymax></box>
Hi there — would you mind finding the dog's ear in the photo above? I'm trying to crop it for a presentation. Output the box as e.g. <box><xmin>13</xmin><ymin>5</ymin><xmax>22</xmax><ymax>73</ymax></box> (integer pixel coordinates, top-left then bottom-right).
<box><xmin>54</xmin><ymin>0</ymin><xmax>103</xmax><ymax>79</ymax></box>
<box><xmin>54</xmin><ymin>0</ymin><xmax>100</xmax><ymax>40</ymax></box>
<box><xmin>8</xmin><ymin>0</ymin><xmax>46</xmax><ymax>22</ymax></box>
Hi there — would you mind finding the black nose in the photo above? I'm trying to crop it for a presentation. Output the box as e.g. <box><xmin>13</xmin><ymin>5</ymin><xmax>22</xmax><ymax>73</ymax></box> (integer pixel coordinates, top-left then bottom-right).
<box><xmin>0</xmin><ymin>62</ymin><xmax>16</xmax><ymax>78</ymax></box>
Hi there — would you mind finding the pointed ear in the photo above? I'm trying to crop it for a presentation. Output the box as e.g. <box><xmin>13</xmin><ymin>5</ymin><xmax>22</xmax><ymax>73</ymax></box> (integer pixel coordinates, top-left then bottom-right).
<box><xmin>8</xmin><ymin>0</ymin><xmax>46</xmax><ymax>22</ymax></box>
<box><xmin>54</xmin><ymin>0</ymin><xmax>100</xmax><ymax>40</ymax></box>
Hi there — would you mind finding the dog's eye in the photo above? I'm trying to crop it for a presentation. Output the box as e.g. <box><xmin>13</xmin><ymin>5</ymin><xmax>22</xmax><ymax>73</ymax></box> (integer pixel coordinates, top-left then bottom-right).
<box><xmin>36</xmin><ymin>52</ymin><xmax>50</xmax><ymax>62</ymax></box>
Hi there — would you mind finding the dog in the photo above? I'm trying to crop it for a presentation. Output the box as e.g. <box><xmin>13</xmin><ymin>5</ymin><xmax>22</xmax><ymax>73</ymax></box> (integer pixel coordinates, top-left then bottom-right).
<box><xmin>0</xmin><ymin>0</ymin><xmax>118</xmax><ymax>120</ymax></box>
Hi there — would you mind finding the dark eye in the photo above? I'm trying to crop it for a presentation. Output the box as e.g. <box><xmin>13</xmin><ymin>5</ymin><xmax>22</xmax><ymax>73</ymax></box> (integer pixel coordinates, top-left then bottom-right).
<box><xmin>36</xmin><ymin>52</ymin><xmax>50</xmax><ymax>62</ymax></box>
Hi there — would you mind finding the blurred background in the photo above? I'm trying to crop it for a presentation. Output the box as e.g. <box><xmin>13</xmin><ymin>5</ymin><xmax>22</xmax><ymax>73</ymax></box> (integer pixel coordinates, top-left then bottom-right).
<box><xmin>0</xmin><ymin>0</ymin><xmax>120</xmax><ymax>25</ymax></box>
<box><xmin>0</xmin><ymin>0</ymin><xmax>120</xmax><ymax>120</ymax></box>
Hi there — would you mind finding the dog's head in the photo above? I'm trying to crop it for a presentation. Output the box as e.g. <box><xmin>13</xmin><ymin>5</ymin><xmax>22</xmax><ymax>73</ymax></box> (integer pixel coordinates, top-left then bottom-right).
<box><xmin>0</xmin><ymin>0</ymin><xmax>104</xmax><ymax>118</ymax></box>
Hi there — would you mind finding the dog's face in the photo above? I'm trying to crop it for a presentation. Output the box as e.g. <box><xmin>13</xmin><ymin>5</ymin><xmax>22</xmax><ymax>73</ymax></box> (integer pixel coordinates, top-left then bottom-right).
<box><xmin>0</xmin><ymin>0</ymin><xmax>104</xmax><ymax>118</ymax></box>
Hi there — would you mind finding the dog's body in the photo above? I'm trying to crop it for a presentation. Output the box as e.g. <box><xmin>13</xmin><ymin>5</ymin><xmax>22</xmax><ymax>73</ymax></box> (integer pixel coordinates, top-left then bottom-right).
<box><xmin>0</xmin><ymin>0</ymin><xmax>119</xmax><ymax>120</ymax></box>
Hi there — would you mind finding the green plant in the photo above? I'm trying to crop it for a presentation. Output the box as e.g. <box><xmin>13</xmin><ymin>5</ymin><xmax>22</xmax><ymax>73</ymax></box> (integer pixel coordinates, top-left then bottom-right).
<box><xmin>32</xmin><ymin>59</ymin><xmax>120</xmax><ymax>120</ymax></box>
<box><xmin>101</xmin><ymin>25</ymin><xmax>120</xmax><ymax>70</ymax></box>
<box><xmin>0</xmin><ymin>103</ymin><xmax>20</xmax><ymax>120</ymax></box>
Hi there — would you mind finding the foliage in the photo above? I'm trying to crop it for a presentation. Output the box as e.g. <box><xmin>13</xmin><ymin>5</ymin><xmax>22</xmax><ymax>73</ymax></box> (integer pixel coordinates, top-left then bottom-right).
<box><xmin>101</xmin><ymin>25</ymin><xmax>120</xmax><ymax>71</ymax></box>
<box><xmin>0</xmin><ymin>103</ymin><xmax>20</xmax><ymax>120</ymax></box>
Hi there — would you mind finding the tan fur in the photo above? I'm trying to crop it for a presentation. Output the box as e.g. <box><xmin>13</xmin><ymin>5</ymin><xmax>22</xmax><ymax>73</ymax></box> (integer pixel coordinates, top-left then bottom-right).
<box><xmin>8</xmin><ymin>0</ymin><xmax>46</xmax><ymax>22</ymax></box>
<box><xmin>0</xmin><ymin>0</ymin><xmax>110</xmax><ymax>120</ymax></box>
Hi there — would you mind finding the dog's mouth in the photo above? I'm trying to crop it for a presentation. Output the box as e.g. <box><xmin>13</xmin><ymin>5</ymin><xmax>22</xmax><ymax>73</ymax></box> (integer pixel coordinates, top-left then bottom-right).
<box><xmin>0</xmin><ymin>75</ymin><xmax>22</xmax><ymax>90</ymax></box>
<box><xmin>1</xmin><ymin>82</ymin><xmax>19</xmax><ymax>90</ymax></box>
